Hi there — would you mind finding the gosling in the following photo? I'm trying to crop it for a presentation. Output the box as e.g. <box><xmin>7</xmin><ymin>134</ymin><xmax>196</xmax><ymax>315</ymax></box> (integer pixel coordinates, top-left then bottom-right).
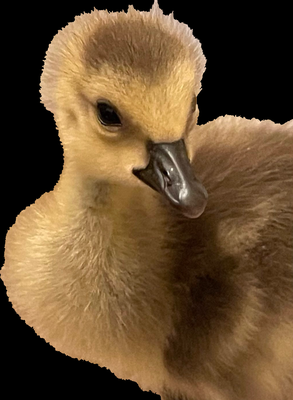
<box><xmin>2</xmin><ymin>2</ymin><xmax>293</xmax><ymax>400</ymax></box>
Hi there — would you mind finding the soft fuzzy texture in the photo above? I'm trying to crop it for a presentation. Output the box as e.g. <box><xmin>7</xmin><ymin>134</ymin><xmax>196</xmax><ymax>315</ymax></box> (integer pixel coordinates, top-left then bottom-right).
<box><xmin>2</xmin><ymin>2</ymin><xmax>293</xmax><ymax>400</ymax></box>
<box><xmin>40</xmin><ymin>0</ymin><xmax>206</xmax><ymax>116</ymax></box>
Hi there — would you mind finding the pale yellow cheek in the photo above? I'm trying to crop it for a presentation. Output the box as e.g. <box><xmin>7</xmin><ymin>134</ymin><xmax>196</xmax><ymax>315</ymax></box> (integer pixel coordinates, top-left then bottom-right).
<box><xmin>68</xmin><ymin>133</ymin><xmax>149</xmax><ymax>184</ymax></box>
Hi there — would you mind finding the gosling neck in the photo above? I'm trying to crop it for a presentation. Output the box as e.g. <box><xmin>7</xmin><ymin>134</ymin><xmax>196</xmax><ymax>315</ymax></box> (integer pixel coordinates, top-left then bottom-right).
<box><xmin>56</xmin><ymin>169</ymin><xmax>119</xmax><ymax>215</ymax></box>
<box><xmin>55</xmin><ymin>164</ymin><xmax>163</xmax><ymax>227</ymax></box>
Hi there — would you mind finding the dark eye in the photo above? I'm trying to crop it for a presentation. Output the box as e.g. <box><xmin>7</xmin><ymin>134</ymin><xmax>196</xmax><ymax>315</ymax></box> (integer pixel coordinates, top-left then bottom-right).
<box><xmin>191</xmin><ymin>95</ymin><xmax>197</xmax><ymax>114</ymax></box>
<box><xmin>97</xmin><ymin>101</ymin><xmax>122</xmax><ymax>127</ymax></box>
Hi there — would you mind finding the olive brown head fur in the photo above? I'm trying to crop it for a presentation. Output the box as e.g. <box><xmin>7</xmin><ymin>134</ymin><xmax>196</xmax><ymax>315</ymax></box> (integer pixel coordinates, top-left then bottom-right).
<box><xmin>2</xmin><ymin>2</ymin><xmax>293</xmax><ymax>399</ymax></box>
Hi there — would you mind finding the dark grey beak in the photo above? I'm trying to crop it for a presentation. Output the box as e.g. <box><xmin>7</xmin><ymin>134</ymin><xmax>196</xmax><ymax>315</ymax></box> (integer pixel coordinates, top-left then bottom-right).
<box><xmin>133</xmin><ymin>139</ymin><xmax>208</xmax><ymax>218</ymax></box>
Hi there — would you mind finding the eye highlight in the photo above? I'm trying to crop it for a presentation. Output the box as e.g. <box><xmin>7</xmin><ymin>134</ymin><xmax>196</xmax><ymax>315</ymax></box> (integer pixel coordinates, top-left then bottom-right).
<box><xmin>97</xmin><ymin>101</ymin><xmax>122</xmax><ymax>127</ymax></box>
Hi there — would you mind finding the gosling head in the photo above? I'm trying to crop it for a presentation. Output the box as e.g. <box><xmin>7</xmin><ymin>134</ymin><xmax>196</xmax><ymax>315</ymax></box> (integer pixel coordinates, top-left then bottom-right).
<box><xmin>40</xmin><ymin>2</ymin><xmax>208</xmax><ymax>218</ymax></box>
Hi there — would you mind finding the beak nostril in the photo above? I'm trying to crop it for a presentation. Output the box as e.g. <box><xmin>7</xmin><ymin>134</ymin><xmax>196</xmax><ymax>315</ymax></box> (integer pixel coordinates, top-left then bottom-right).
<box><xmin>162</xmin><ymin>169</ymin><xmax>172</xmax><ymax>187</ymax></box>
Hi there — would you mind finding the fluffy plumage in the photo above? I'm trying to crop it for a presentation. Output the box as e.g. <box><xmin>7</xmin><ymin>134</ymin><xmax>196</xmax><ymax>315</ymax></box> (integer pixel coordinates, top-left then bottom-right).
<box><xmin>2</xmin><ymin>2</ymin><xmax>293</xmax><ymax>400</ymax></box>
<box><xmin>41</xmin><ymin>1</ymin><xmax>205</xmax><ymax>116</ymax></box>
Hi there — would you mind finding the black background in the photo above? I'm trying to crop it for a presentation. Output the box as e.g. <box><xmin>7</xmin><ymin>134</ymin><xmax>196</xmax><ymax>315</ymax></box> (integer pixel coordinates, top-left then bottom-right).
<box><xmin>1</xmin><ymin>1</ymin><xmax>292</xmax><ymax>398</ymax></box>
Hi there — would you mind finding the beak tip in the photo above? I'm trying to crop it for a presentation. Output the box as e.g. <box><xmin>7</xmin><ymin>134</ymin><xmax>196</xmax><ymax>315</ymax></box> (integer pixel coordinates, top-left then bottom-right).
<box><xmin>179</xmin><ymin>190</ymin><xmax>208</xmax><ymax>219</ymax></box>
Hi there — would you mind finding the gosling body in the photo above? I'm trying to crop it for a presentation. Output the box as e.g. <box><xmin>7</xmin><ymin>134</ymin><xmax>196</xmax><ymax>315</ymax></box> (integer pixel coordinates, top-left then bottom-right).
<box><xmin>2</xmin><ymin>3</ymin><xmax>293</xmax><ymax>400</ymax></box>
